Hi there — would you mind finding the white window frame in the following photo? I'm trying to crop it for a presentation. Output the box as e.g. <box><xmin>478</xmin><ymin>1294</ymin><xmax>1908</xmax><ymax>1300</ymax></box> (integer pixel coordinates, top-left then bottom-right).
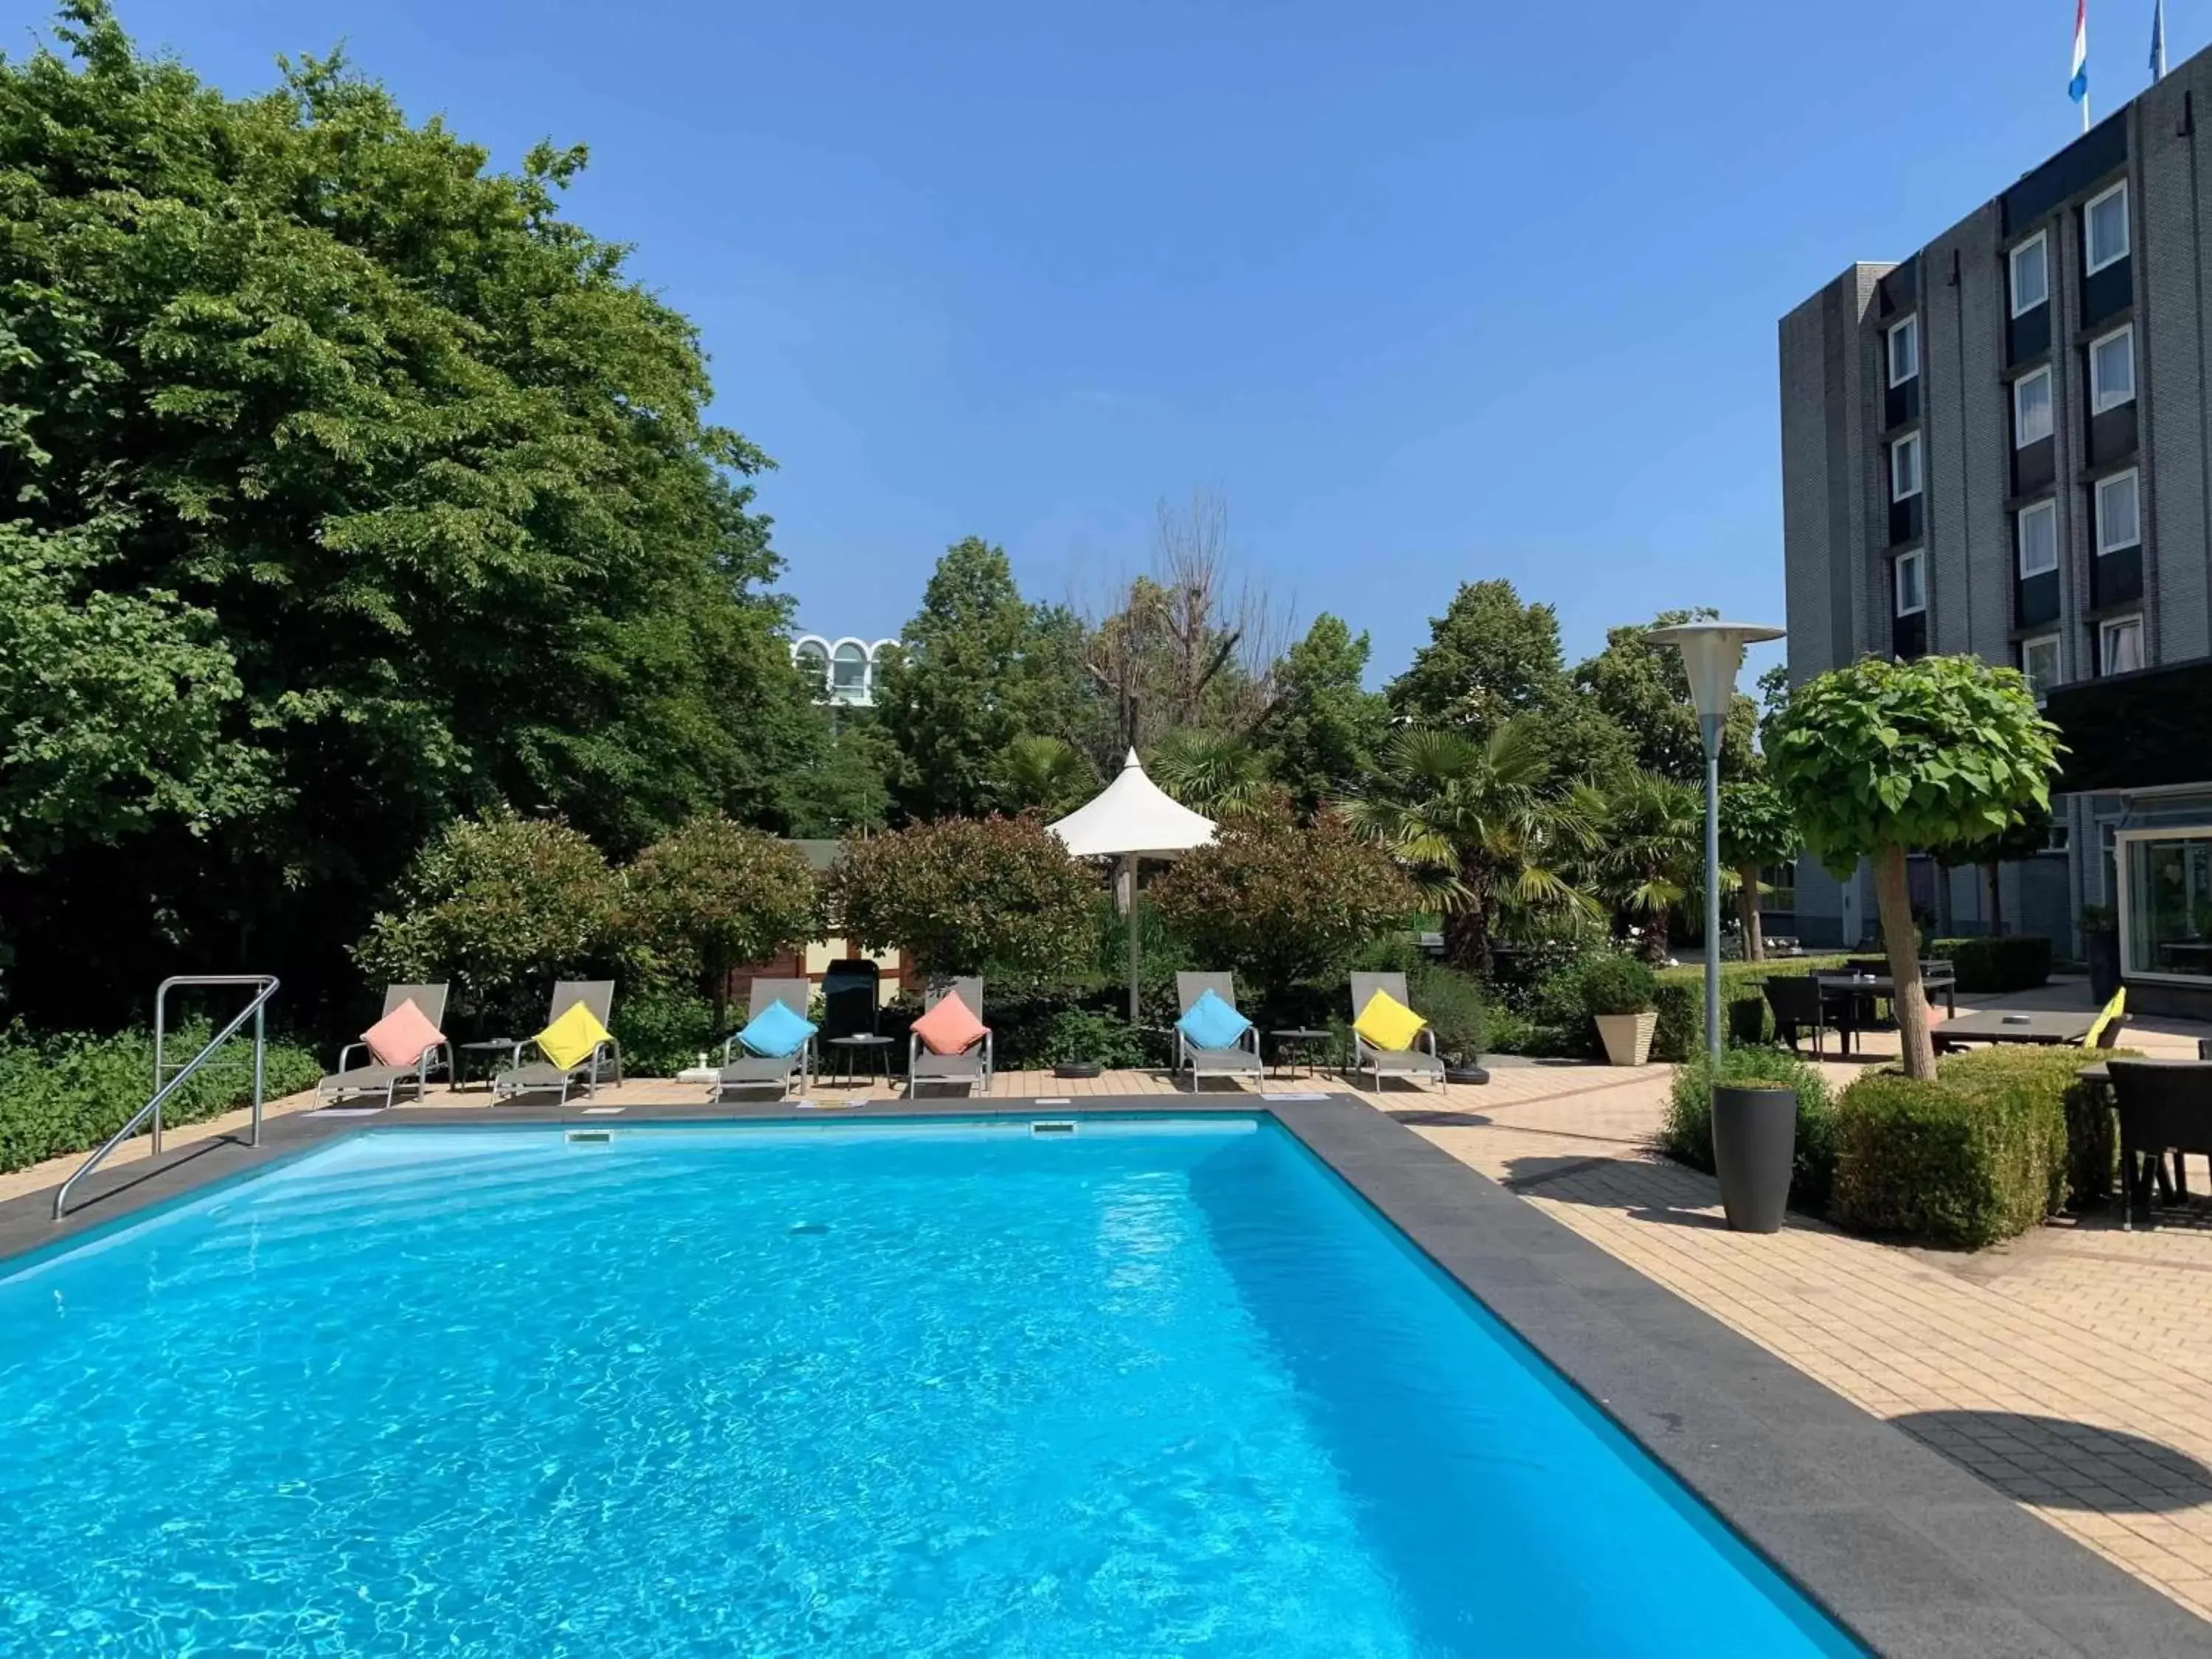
<box><xmin>2115</xmin><ymin>825</ymin><xmax>2212</xmax><ymax>985</ymax></box>
<box><xmin>1886</xmin><ymin>315</ymin><xmax>1920</xmax><ymax>387</ymax></box>
<box><xmin>2020</xmin><ymin>633</ymin><xmax>2061</xmax><ymax>702</ymax></box>
<box><xmin>2009</xmin><ymin>231</ymin><xmax>2049</xmax><ymax>316</ymax></box>
<box><xmin>2085</xmin><ymin>180</ymin><xmax>2131</xmax><ymax>274</ymax></box>
<box><xmin>2099</xmin><ymin>614</ymin><xmax>2145</xmax><ymax>675</ymax></box>
<box><xmin>1889</xmin><ymin>431</ymin><xmax>1923</xmax><ymax>502</ymax></box>
<box><xmin>2095</xmin><ymin>467</ymin><xmax>2142</xmax><ymax>554</ymax></box>
<box><xmin>2089</xmin><ymin>324</ymin><xmax>2135</xmax><ymax>414</ymax></box>
<box><xmin>2012</xmin><ymin>366</ymin><xmax>2053</xmax><ymax>448</ymax></box>
<box><xmin>1893</xmin><ymin>549</ymin><xmax>1927</xmax><ymax>616</ymax></box>
<box><xmin>2015</xmin><ymin>498</ymin><xmax>2059</xmax><ymax>577</ymax></box>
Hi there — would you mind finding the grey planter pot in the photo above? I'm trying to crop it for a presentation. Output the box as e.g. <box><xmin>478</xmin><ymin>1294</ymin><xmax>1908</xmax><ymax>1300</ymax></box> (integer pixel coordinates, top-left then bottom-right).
<box><xmin>1711</xmin><ymin>1084</ymin><xmax>1798</xmax><ymax>1234</ymax></box>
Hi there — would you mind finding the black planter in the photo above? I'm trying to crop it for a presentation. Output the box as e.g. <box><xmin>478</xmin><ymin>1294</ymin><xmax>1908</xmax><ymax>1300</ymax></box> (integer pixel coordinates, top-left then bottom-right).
<box><xmin>1726</xmin><ymin>995</ymin><xmax>1767</xmax><ymax>1047</ymax></box>
<box><xmin>1052</xmin><ymin>1062</ymin><xmax>1104</xmax><ymax>1079</ymax></box>
<box><xmin>2086</xmin><ymin>931</ymin><xmax>2121</xmax><ymax>1003</ymax></box>
<box><xmin>1444</xmin><ymin>1064</ymin><xmax>1490</xmax><ymax>1085</ymax></box>
<box><xmin>1711</xmin><ymin>1085</ymin><xmax>1798</xmax><ymax>1234</ymax></box>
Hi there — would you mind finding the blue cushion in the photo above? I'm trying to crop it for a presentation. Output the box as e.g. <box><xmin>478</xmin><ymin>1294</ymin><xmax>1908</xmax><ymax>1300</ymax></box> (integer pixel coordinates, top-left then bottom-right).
<box><xmin>1177</xmin><ymin>989</ymin><xmax>1251</xmax><ymax>1051</ymax></box>
<box><xmin>738</xmin><ymin>1000</ymin><xmax>816</xmax><ymax>1060</ymax></box>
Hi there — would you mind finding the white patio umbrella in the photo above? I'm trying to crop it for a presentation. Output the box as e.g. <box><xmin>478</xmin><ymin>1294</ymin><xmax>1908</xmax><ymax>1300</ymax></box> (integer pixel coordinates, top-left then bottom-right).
<box><xmin>1048</xmin><ymin>751</ymin><xmax>1217</xmax><ymax>1020</ymax></box>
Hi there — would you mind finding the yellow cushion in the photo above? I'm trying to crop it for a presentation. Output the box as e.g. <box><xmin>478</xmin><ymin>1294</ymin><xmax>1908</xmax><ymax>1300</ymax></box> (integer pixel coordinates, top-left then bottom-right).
<box><xmin>2081</xmin><ymin>987</ymin><xmax>2126</xmax><ymax>1049</ymax></box>
<box><xmin>537</xmin><ymin>1001</ymin><xmax>612</xmax><ymax>1071</ymax></box>
<box><xmin>1354</xmin><ymin>990</ymin><xmax>1427</xmax><ymax>1053</ymax></box>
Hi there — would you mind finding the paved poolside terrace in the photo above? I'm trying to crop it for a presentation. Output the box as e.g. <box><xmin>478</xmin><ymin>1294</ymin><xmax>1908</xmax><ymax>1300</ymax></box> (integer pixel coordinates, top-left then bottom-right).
<box><xmin>5</xmin><ymin>975</ymin><xmax>2212</xmax><ymax>1655</ymax></box>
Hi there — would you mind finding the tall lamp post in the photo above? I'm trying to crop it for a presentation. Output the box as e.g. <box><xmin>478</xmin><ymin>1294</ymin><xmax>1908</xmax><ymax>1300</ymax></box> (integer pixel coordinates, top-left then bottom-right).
<box><xmin>1647</xmin><ymin>621</ymin><xmax>1785</xmax><ymax>1060</ymax></box>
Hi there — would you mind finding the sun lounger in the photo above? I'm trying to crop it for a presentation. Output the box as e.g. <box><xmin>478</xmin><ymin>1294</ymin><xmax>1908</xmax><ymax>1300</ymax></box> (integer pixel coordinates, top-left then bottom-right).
<box><xmin>492</xmin><ymin>981</ymin><xmax>623</xmax><ymax>1104</ymax></box>
<box><xmin>318</xmin><ymin>983</ymin><xmax>453</xmax><ymax>1107</ymax></box>
<box><xmin>1349</xmin><ymin>972</ymin><xmax>1446</xmax><ymax>1091</ymax></box>
<box><xmin>1175</xmin><ymin>972</ymin><xmax>1262</xmax><ymax>1090</ymax></box>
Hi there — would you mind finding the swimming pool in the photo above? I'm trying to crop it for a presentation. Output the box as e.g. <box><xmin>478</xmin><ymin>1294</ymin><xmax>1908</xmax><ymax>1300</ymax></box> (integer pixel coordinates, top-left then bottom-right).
<box><xmin>0</xmin><ymin>1118</ymin><xmax>1863</xmax><ymax>1655</ymax></box>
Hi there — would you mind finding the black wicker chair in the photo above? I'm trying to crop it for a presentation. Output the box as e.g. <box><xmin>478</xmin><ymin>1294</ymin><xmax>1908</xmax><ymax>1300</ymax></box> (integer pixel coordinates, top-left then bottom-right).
<box><xmin>2107</xmin><ymin>1060</ymin><xmax>2212</xmax><ymax>1229</ymax></box>
<box><xmin>1764</xmin><ymin>974</ymin><xmax>1852</xmax><ymax>1058</ymax></box>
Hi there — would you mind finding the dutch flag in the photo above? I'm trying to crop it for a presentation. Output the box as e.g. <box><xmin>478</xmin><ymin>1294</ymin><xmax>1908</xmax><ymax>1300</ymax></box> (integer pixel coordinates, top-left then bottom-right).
<box><xmin>2070</xmin><ymin>0</ymin><xmax>2090</xmax><ymax>105</ymax></box>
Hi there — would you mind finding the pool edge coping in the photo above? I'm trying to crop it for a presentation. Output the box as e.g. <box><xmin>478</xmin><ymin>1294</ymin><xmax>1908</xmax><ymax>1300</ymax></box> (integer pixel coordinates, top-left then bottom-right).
<box><xmin>1</xmin><ymin>1092</ymin><xmax>2202</xmax><ymax>1658</ymax></box>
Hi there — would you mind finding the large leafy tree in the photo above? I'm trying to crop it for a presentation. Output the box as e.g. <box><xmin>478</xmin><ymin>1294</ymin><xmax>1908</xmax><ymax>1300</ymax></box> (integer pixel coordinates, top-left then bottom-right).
<box><xmin>0</xmin><ymin>5</ymin><xmax>813</xmax><ymax>1024</ymax></box>
<box><xmin>1255</xmin><ymin>613</ymin><xmax>1388</xmax><ymax>818</ymax></box>
<box><xmin>1587</xmin><ymin>772</ymin><xmax>1704</xmax><ymax>964</ymax></box>
<box><xmin>1341</xmin><ymin>719</ymin><xmax>1600</xmax><ymax>974</ymax></box>
<box><xmin>1718</xmin><ymin>779</ymin><xmax>1801</xmax><ymax>961</ymax></box>
<box><xmin>1768</xmin><ymin>655</ymin><xmax>2062</xmax><ymax>1078</ymax></box>
<box><xmin>1150</xmin><ymin>799</ymin><xmax>1418</xmax><ymax>1008</ymax></box>
<box><xmin>624</xmin><ymin>817</ymin><xmax>818</xmax><ymax>1032</ymax></box>
<box><xmin>821</xmin><ymin>815</ymin><xmax>1096</xmax><ymax>978</ymax></box>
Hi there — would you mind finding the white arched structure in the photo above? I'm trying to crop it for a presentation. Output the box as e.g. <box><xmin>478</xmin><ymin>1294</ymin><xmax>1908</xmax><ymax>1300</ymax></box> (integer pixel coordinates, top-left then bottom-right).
<box><xmin>790</xmin><ymin>633</ymin><xmax>900</xmax><ymax>706</ymax></box>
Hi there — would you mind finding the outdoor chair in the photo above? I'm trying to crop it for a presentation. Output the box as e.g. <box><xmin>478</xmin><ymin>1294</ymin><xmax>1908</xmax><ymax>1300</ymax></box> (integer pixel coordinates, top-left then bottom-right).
<box><xmin>1348</xmin><ymin>972</ymin><xmax>1445</xmax><ymax>1091</ymax></box>
<box><xmin>318</xmin><ymin>983</ymin><xmax>453</xmax><ymax>1108</ymax></box>
<box><xmin>908</xmin><ymin>978</ymin><xmax>992</xmax><ymax>1097</ymax></box>
<box><xmin>1764</xmin><ymin>974</ymin><xmax>1852</xmax><ymax>1058</ymax></box>
<box><xmin>2106</xmin><ymin>1060</ymin><xmax>2212</xmax><ymax>1229</ymax></box>
<box><xmin>1175</xmin><ymin>973</ymin><xmax>1263</xmax><ymax>1091</ymax></box>
<box><xmin>714</xmin><ymin>978</ymin><xmax>816</xmax><ymax>1102</ymax></box>
<box><xmin>493</xmin><ymin>981</ymin><xmax>624</xmax><ymax>1105</ymax></box>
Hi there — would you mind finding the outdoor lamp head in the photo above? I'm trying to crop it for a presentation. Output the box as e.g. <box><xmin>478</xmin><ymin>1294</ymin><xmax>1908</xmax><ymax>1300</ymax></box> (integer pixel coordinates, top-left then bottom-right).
<box><xmin>1645</xmin><ymin>621</ymin><xmax>1786</xmax><ymax>724</ymax></box>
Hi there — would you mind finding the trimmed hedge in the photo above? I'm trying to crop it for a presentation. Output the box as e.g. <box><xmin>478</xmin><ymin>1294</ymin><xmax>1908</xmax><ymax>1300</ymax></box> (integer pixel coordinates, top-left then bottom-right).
<box><xmin>1487</xmin><ymin>953</ymin><xmax>1851</xmax><ymax>1060</ymax></box>
<box><xmin>1936</xmin><ymin>1043</ymin><xmax>2139</xmax><ymax>1210</ymax></box>
<box><xmin>0</xmin><ymin>1023</ymin><xmax>323</xmax><ymax>1176</ymax></box>
<box><xmin>1663</xmin><ymin>1046</ymin><xmax>1837</xmax><ymax>1216</ymax></box>
<box><xmin>1927</xmin><ymin>936</ymin><xmax>2053</xmax><ymax>994</ymax></box>
<box><xmin>1832</xmin><ymin>1069</ymin><xmax>2067</xmax><ymax>1248</ymax></box>
<box><xmin>1650</xmin><ymin>956</ymin><xmax>1852</xmax><ymax>1059</ymax></box>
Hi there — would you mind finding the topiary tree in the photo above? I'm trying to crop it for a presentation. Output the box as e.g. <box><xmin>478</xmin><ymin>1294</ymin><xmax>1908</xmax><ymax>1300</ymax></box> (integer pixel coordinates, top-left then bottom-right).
<box><xmin>1767</xmin><ymin>656</ymin><xmax>2062</xmax><ymax>1078</ymax></box>
<box><xmin>625</xmin><ymin>815</ymin><xmax>818</xmax><ymax>1031</ymax></box>
<box><xmin>353</xmin><ymin>810</ymin><xmax>621</xmax><ymax>1030</ymax></box>
<box><xmin>822</xmin><ymin>814</ymin><xmax>1096</xmax><ymax>979</ymax></box>
<box><xmin>1718</xmin><ymin>779</ymin><xmax>1800</xmax><ymax>962</ymax></box>
<box><xmin>1150</xmin><ymin>799</ymin><xmax>1419</xmax><ymax>1009</ymax></box>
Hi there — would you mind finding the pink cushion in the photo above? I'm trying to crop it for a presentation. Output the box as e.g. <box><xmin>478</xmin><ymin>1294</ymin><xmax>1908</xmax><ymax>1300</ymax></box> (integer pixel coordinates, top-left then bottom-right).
<box><xmin>363</xmin><ymin>998</ymin><xmax>445</xmax><ymax>1068</ymax></box>
<box><xmin>911</xmin><ymin>992</ymin><xmax>987</xmax><ymax>1056</ymax></box>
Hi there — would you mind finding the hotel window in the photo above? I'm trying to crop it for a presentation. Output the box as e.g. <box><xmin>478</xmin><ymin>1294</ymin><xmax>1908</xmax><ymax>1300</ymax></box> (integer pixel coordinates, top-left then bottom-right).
<box><xmin>2120</xmin><ymin>828</ymin><xmax>2212</xmax><ymax>980</ymax></box>
<box><xmin>2021</xmin><ymin>633</ymin><xmax>2061</xmax><ymax>700</ymax></box>
<box><xmin>2086</xmin><ymin>181</ymin><xmax>2131</xmax><ymax>274</ymax></box>
<box><xmin>1890</xmin><ymin>431</ymin><xmax>1923</xmax><ymax>501</ymax></box>
<box><xmin>2013</xmin><ymin>366</ymin><xmax>2053</xmax><ymax>446</ymax></box>
<box><xmin>2009</xmin><ymin>232</ymin><xmax>2049</xmax><ymax>314</ymax></box>
<box><xmin>2100</xmin><ymin>614</ymin><xmax>2145</xmax><ymax>675</ymax></box>
<box><xmin>2016</xmin><ymin>498</ymin><xmax>2059</xmax><ymax>577</ymax></box>
<box><xmin>1894</xmin><ymin>549</ymin><xmax>1927</xmax><ymax>616</ymax></box>
<box><xmin>2096</xmin><ymin>468</ymin><xmax>2141</xmax><ymax>554</ymax></box>
<box><xmin>1887</xmin><ymin>316</ymin><xmax>1919</xmax><ymax>386</ymax></box>
<box><xmin>2090</xmin><ymin>324</ymin><xmax>2135</xmax><ymax>412</ymax></box>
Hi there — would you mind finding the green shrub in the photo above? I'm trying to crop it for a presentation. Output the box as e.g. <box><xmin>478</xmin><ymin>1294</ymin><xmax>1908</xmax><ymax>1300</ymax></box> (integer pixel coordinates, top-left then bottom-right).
<box><xmin>1832</xmin><ymin>1070</ymin><xmax>2066</xmax><ymax>1248</ymax></box>
<box><xmin>1727</xmin><ymin>995</ymin><xmax>1769</xmax><ymax>1046</ymax></box>
<box><xmin>1646</xmin><ymin>956</ymin><xmax>1852</xmax><ymax>1061</ymax></box>
<box><xmin>1580</xmin><ymin>954</ymin><xmax>1658</xmax><ymax>1017</ymax></box>
<box><xmin>1927</xmin><ymin>936</ymin><xmax>2054</xmax><ymax>994</ymax></box>
<box><xmin>1651</xmin><ymin>981</ymin><xmax>1701</xmax><ymax>1061</ymax></box>
<box><xmin>1478</xmin><ymin>1006</ymin><xmax>1548</xmax><ymax>1056</ymax></box>
<box><xmin>609</xmin><ymin>984</ymin><xmax>717</xmax><ymax>1078</ymax></box>
<box><xmin>1405</xmin><ymin>962</ymin><xmax>1487</xmax><ymax>1060</ymax></box>
<box><xmin>1663</xmin><ymin>1046</ymin><xmax>1836</xmax><ymax>1216</ymax></box>
<box><xmin>0</xmin><ymin>1023</ymin><xmax>323</xmax><ymax>1175</ymax></box>
<box><xmin>1041</xmin><ymin>1009</ymin><xmax>1145</xmax><ymax>1069</ymax></box>
<box><xmin>1937</xmin><ymin>1043</ymin><xmax>2137</xmax><ymax>1210</ymax></box>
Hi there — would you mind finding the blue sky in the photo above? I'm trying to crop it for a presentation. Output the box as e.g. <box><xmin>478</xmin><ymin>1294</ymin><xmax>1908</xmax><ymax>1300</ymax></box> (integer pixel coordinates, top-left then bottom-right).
<box><xmin>33</xmin><ymin>0</ymin><xmax>2198</xmax><ymax>684</ymax></box>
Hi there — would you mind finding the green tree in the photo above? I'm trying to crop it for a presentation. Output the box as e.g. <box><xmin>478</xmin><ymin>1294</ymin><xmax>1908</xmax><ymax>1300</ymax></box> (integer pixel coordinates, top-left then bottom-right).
<box><xmin>1767</xmin><ymin>655</ymin><xmax>2063</xmax><ymax>1078</ymax></box>
<box><xmin>874</xmin><ymin>538</ymin><xmax>1077</xmax><ymax>818</ymax></box>
<box><xmin>624</xmin><ymin>816</ymin><xmax>818</xmax><ymax>1030</ymax></box>
<box><xmin>0</xmin><ymin>5</ymin><xmax>811</xmax><ymax>1025</ymax></box>
<box><xmin>353</xmin><ymin>812</ymin><xmax>620</xmax><ymax>1031</ymax></box>
<box><xmin>1588</xmin><ymin>773</ymin><xmax>1704</xmax><ymax>963</ymax></box>
<box><xmin>1150</xmin><ymin>800</ymin><xmax>1419</xmax><ymax>1009</ymax></box>
<box><xmin>1149</xmin><ymin>728</ymin><xmax>1269</xmax><ymax>815</ymax></box>
<box><xmin>782</xmin><ymin>712</ymin><xmax>897</xmax><ymax>839</ymax></box>
<box><xmin>1573</xmin><ymin>611</ymin><xmax>1759</xmax><ymax>782</ymax></box>
<box><xmin>1718</xmin><ymin>779</ymin><xmax>1801</xmax><ymax>961</ymax></box>
<box><xmin>1256</xmin><ymin>613</ymin><xmax>1388</xmax><ymax>817</ymax></box>
<box><xmin>994</xmin><ymin>736</ymin><xmax>1097</xmax><ymax>817</ymax></box>
<box><xmin>1341</xmin><ymin>720</ymin><xmax>1600</xmax><ymax>974</ymax></box>
<box><xmin>821</xmin><ymin>814</ymin><xmax>1096</xmax><ymax>978</ymax></box>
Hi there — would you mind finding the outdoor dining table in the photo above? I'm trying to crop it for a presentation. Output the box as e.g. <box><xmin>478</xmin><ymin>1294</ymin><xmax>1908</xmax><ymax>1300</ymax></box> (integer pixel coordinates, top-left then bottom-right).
<box><xmin>1812</xmin><ymin>970</ymin><xmax>1959</xmax><ymax>1028</ymax></box>
<box><xmin>1929</xmin><ymin>1008</ymin><xmax>2095</xmax><ymax>1053</ymax></box>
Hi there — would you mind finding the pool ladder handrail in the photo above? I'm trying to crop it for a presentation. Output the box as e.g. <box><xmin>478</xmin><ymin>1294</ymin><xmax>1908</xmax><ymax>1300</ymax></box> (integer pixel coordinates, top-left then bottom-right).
<box><xmin>52</xmin><ymin>974</ymin><xmax>280</xmax><ymax>1221</ymax></box>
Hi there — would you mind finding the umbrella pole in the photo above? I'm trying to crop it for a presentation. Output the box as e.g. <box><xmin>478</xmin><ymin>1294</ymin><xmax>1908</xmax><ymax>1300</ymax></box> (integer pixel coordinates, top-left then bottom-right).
<box><xmin>1124</xmin><ymin>853</ymin><xmax>1141</xmax><ymax>1023</ymax></box>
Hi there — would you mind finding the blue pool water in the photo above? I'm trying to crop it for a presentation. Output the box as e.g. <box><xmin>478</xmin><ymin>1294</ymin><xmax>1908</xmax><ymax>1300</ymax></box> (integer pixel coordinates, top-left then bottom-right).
<box><xmin>0</xmin><ymin>1119</ymin><xmax>1863</xmax><ymax>1656</ymax></box>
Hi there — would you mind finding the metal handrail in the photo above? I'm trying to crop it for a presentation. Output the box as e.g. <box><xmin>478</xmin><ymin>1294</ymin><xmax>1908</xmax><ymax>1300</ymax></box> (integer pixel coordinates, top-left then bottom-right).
<box><xmin>54</xmin><ymin>975</ymin><xmax>279</xmax><ymax>1221</ymax></box>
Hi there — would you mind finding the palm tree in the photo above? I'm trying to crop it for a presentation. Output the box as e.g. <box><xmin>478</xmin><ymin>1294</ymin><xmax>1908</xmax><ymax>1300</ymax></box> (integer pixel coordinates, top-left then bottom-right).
<box><xmin>1585</xmin><ymin>771</ymin><xmax>1705</xmax><ymax>963</ymax></box>
<box><xmin>995</xmin><ymin>735</ymin><xmax>1097</xmax><ymax>816</ymax></box>
<box><xmin>1339</xmin><ymin>718</ymin><xmax>1601</xmax><ymax>973</ymax></box>
<box><xmin>1148</xmin><ymin>728</ymin><xmax>1270</xmax><ymax>815</ymax></box>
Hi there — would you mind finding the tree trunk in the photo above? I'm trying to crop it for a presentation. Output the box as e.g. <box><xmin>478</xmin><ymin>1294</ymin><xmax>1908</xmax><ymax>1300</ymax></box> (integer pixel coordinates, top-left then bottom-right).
<box><xmin>1876</xmin><ymin>844</ymin><xmax>1936</xmax><ymax>1079</ymax></box>
<box><xmin>1736</xmin><ymin>861</ymin><xmax>1764</xmax><ymax>962</ymax></box>
<box><xmin>1984</xmin><ymin>860</ymin><xmax>2004</xmax><ymax>938</ymax></box>
<box><xmin>1442</xmin><ymin>894</ymin><xmax>1493</xmax><ymax>976</ymax></box>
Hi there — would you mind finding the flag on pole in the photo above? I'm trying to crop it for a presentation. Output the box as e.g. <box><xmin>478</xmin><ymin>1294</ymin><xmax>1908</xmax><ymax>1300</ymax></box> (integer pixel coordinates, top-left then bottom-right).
<box><xmin>2070</xmin><ymin>0</ymin><xmax>2090</xmax><ymax>105</ymax></box>
<box><xmin>2151</xmin><ymin>0</ymin><xmax>2167</xmax><ymax>79</ymax></box>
